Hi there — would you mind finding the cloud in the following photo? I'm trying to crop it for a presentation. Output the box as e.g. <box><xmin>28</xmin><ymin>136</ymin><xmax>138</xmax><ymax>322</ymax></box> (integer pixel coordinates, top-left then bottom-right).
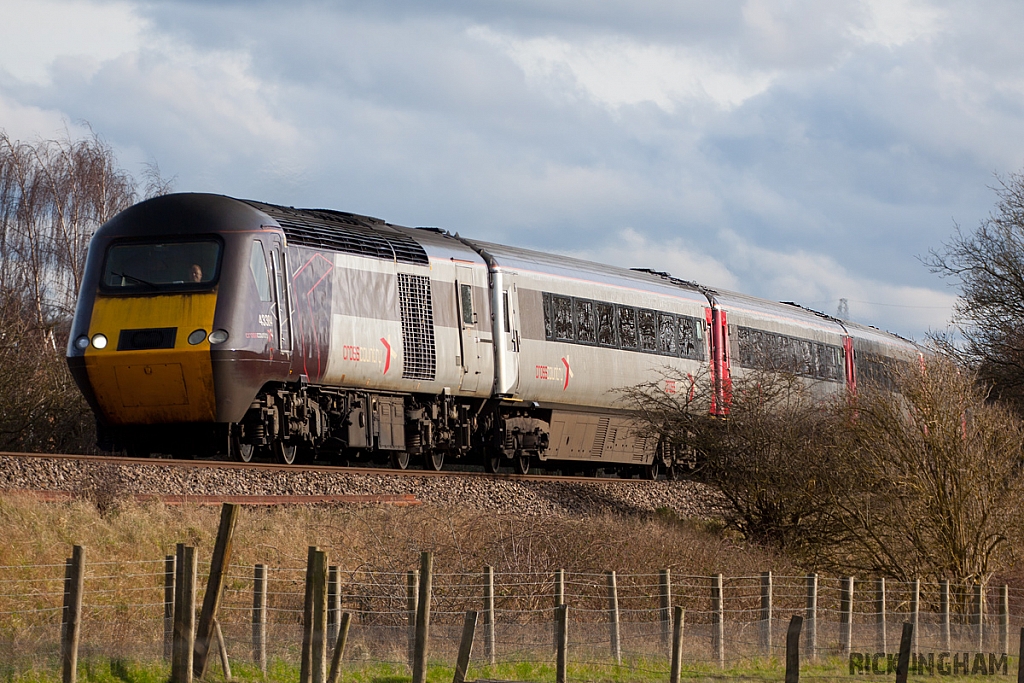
<box><xmin>0</xmin><ymin>0</ymin><xmax>147</xmax><ymax>84</ymax></box>
<box><xmin>469</xmin><ymin>26</ymin><xmax>777</xmax><ymax>113</ymax></box>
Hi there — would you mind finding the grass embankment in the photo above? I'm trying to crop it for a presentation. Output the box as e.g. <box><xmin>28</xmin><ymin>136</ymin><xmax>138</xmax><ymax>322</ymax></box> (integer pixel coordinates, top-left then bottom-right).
<box><xmin>0</xmin><ymin>493</ymin><xmax>777</xmax><ymax>575</ymax></box>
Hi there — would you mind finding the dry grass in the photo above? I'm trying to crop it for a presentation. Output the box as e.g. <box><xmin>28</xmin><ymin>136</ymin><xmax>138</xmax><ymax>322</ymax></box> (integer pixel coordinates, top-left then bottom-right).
<box><xmin>0</xmin><ymin>494</ymin><xmax>783</xmax><ymax>577</ymax></box>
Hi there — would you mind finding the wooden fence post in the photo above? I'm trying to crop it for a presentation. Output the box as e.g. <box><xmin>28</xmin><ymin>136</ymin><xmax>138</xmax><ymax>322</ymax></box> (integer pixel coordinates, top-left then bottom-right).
<box><xmin>554</xmin><ymin>569</ymin><xmax>565</xmax><ymax>653</ymax></box>
<box><xmin>760</xmin><ymin>571</ymin><xmax>772</xmax><ymax>655</ymax></box>
<box><xmin>875</xmin><ymin>577</ymin><xmax>886</xmax><ymax>653</ymax></box>
<box><xmin>659</xmin><ymin>569</ymin><xmax>672</xmax><ymax>649</ymax></box>
<box><xmin>171</xmin><ymin>544</ymin><xmax>197</xmax><ymax>683</ymax></box>
<box><xmin>804</xmin><ymin>574</ymin><xmax>817</xmax><ymax>660</ymax></box>
<box><xmin>164</xmin><ymin>554</ymin><xmax>175</xmax><ymax>661</ymax></box>
<box><xmin>670</xmin><ymin>605</ymin><xmax>684</xmax><ymax>683</ymax></box>
<box><xmin>1016</xmin><ymin>626</ymin><xmax>1024</xmax><ymax>683</ymax></box>
<box><xmin>253</xmin><ymin>563</ymin><xmax>267</xmax><ymax>673</ymax></box>
<box><xmin>896</xmin><ymin>622</ymin><xmax>913</xmax><ymax>683</ymax></box>
<box><xmin>712</xmin><ymin>574</ymin><xmax>724</xmax><ymax>669</ymax></box>
<box><xmin>911</xmin><ymin>579</ymin><xmax>920</xmax><ymax>655</ymax></box>
<box><xmin>1001</xmin><ymin>585</ymin><xmax>1010</xmax><ymax>657</ymax></box>
<box><xmin>941</xmin><ymin>579</ymin><xmax>951</xmax><ymax>652</ymax></box>
<box><xmin>407</xmin><ymin>569</ymin><xmax>418</xmax><ymax>669</ymax></box>
<box><xmin>483</xmin><ymin>565</ymin><xmax>496</xmax><ymax>665</ymax></box>
<box><xmin>840</xmin><ymin>577</ymin><xmax>853</xmax><ymax>656</ymax></box>
<box><xmin>194</xmin><ymin>503</ymin><xmax>239</xmax><ymax>679</ymax></box>
<box><xmin>328</xmin><ymin>565</ymin><xmax>340</xmax><ymax>645</ymax></box>
<box><xmin>453</xmin><ymin>610</ymin><xmax>479</xmax><ymax>683</ymax></box>
<box><xmin>301</xmin><ymin>546</ymin><xmax>319</xmax><ymax>683</ymax></box>
<box><xmin>606</xmin><ymin>571</ymin><xmax>620</xmax><ymax>665</ymax></box>
<box><xmin>973</xmin><ymin>582</ymin><xmax>985</xmax><ymax>652</ymax></box>
<box><xmin>214</xmin><ymin>619</ymin><xmax>231</xmax><ymax>680</ymax></box>
<box><xmin>60</xmin><ymin>545</ymin><xmax>85</xmax><ymax>683</ymax></box>
<box><xmin>311</xmin><ymin>550</ymin><xmax>329</xmax><ymax>683</ymax></box>
<box><xmin>327</xmin><ymin>612</ymin><xmax>352</xmax><ymax>683</ymax></box>
<box><xmin>412</xmin><ymin>551</ymin><xmax>433</xmax><ymax>683</ymax></box>
<box><xmin>785</xmin><ymin>615</ymin><xmax>802</xmax><ymax>683</ymax></box>
<box><xmin>555</xmin><ymin>604</ymin><xmax>568</xmax><ymax>683</ymax></box>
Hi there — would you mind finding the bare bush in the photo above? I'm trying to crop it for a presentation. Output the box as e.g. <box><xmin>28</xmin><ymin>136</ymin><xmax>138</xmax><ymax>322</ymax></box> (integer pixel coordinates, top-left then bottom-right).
<box><xmin>820</xmin><ymin>357</ymin><xmax>1024</xmax><ymax>588</ymax></box>
<box><xmin>628</xmin><ymin>357</ymin><xmax>1024</xmax><ymax>591</ymax></box>
<box><xmin>624</xmin><ymin>369</ymin><xmax>843</xmax><ymax>552</ymax></box>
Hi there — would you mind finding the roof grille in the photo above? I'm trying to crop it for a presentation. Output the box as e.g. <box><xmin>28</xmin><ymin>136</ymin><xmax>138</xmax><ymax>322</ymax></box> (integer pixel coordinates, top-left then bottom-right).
<box><xmin>245</xmin><ymin>201</ymin><xmax>429</xmax><ymax>266</ymax></box>
<box><xmin>398</xmin><ymin>273</ymin><xmax>436</xmax><ymax>381</ymax></box>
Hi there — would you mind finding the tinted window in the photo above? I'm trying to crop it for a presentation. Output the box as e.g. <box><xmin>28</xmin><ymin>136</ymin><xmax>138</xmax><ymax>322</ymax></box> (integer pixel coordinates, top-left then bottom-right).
<box><xmin>679</xmin><ymin>316</ymin><xmax>700</xmax><ymax>360</ymax></box>
<box><xmin>658</xmin><ymin>313</ymin><xmax>678</xmax><ymax>356</ymax></box>
<box><xmin>102</xmin><ymin>239</ymin><xmax>221</xmax><ymax>291</ymax></box>
<box><xmin>618</xmin><ymin>306</ymin><xmax>637</xmax><ymax>348</ymax></box>
<box><xmin>597</xmin><ymin>303</ymin><xmax>617</xmax><ymax>347</ymax></box>
<box><xmin>576</xmin><ymin>299</ymin><xmax>596</xmax><ymax>343</ymax></box>
<box><xmin>638</xmin><ymin>309</ymin><xmax>657</xmax><ymax>351</ymax></box>
<box><xmin>553</xmin><ymin>296</ymin><xmax>573</xmax><ymax>341</ymax></box>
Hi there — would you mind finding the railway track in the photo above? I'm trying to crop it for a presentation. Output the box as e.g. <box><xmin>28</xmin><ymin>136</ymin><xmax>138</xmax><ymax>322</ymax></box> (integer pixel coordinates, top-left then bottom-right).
<box><xmin>0</xmin><ymin>451</ymin><xmax>719</xmax><ymax>517</ymax></box>
<box><xmin>0</xmin><ymin>450</ymin><xmax>641</xmax><ymax>485</ymax></box>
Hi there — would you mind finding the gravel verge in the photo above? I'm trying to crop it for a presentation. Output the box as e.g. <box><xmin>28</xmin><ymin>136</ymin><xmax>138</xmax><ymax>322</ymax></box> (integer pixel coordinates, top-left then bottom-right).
<box><xmin>0</xmin><ymin>454</ymin><xmax>723</xmax><ymax>518</ymax></box>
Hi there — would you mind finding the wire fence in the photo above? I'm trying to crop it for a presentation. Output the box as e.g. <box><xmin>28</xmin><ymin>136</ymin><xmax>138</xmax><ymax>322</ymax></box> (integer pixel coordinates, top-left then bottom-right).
<box><xmin>2</xmin><ymin>553</ymin><xmax>1021</xmax><ymax>679</ymax></box>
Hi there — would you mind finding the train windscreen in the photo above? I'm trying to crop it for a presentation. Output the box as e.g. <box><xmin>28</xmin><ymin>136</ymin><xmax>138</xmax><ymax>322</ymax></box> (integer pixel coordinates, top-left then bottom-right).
<box><xmin>100</xmin><ymin>239</ymin><xmax>222</xmax><ymax>292</ymax></box>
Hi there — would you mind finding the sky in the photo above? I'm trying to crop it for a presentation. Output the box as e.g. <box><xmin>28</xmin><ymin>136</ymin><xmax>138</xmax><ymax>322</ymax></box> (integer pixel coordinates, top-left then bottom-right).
<box><xmin>2</xmin><ymin>0</ymin><xmax>1022</xmax><ymax>340</ymax></box>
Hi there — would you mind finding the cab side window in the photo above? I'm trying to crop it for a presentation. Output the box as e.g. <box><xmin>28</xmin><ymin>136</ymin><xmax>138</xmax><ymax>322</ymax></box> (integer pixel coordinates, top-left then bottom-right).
<box><xmin>250</xmin><ymin>240</ymin><xmax>272</xmax><ymax>302</ymax></box>
<box><xmin>460</xmin><ymin>283</ymin><xmax>474</xmax><ymax>325</ymax></box>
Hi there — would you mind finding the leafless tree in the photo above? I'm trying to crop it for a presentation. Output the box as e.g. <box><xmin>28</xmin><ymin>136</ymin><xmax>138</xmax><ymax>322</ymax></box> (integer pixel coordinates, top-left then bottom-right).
<box><xmin>0</xmin><ymin>128</ymin><xmax>143</xmax><ymax>451</ymax></box>
<box><xmin>925</xmin><ymin>171</ymin><xmax>1024</xmax><ymax>411</ymax></box>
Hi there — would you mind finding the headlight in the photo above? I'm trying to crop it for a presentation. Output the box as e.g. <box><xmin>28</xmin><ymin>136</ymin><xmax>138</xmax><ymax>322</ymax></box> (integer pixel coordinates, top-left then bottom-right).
<box><xmin>91</xmin><ymin>333</ymin><xmax>108</xmax><ymax>349</ymax></box>
<box><xmin>74</xmin><ymin>335</ymin><xmax>90</xmax><ymax>350</ymax></box>
<box><xmin>187</xmin><ymin>329</ymin><xmax>207</xmax><ymax>345</ymax></box>
<box><xmin>208</xmin><ymin>329</ymin><xmax>229</xmax><ymax>344</ymax></box>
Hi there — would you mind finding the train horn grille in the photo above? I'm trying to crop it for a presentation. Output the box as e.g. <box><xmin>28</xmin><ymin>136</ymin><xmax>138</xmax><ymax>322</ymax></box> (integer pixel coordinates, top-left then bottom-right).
<box><xmin>397</xmin><ymin>273</ymin><xmax>436</xmax><ymax>381</ymax></box>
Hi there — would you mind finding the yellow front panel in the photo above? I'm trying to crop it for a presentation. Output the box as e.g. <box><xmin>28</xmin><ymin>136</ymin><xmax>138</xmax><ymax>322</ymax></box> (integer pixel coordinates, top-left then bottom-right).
<box><xmin>84</xmin><ymin>293</ymin><xmax>218</xmax><ymax>424</ymax></box>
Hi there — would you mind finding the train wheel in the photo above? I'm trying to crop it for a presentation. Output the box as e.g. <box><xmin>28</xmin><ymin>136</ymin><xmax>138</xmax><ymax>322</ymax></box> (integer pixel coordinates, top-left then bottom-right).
<box><xmin>484</xmin><ymin>453</ymin><xmax>502</xmax><ymax>473</ymax></box>
<box><xmin>425</xmin><ymin>451</ymin><xmax>444</xmax><ymax>471</ymax></box>
<box><xmin>229</xmin><ymin>428</ymin><xmax>254</xmax><ymax>463</ymax></box>
<box><xmin>391</xmin><ymin>451</ymin><xmax>411</xmax><ymax>470</ymax></box>
<box><xmin>234</xmin><ymin>441</ymin><xmax>255</xmax><ymax>463</ymax></box>
<box><xmin>274</xmin><ymin>440</ymin><xmax>297</xmax><ymax>465</ymax></box>
<box><xmin>664</xmin><ymin>463</ymin><xmax>677</xmax><ymax>481</ymax></box>
<box><xmin>514</xmin><ymin>453</ymin><xmax>530</xmax><ymax>475</ymax></box>
<box><xmin>642</xmin><ymin>460</ymin><xmax>660</xmax><ymax>480</ymax></box>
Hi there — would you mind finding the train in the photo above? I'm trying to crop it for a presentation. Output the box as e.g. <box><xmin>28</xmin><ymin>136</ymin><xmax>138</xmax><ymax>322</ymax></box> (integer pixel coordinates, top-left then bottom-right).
<box><xmin>65</xmin><ymin>193</ymin><xmax>919</xmax><ymax>477</ymax></box>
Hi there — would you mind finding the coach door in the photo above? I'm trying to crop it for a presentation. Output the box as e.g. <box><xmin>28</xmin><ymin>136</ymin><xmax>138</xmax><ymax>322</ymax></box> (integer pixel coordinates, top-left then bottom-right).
<box><xmin>493</xmin><ymin>271</ymin><xmax>521</xmax><ymax>396</ymax></box>
<box><xmin>270</xmin><ymin>243</ymin><xmax>293</xmax><ymax>357</ymax></box>
<box><xmin>455</xmin><ymin>265</ymin><xmax>485</xmax><ymax>393</ymax></box>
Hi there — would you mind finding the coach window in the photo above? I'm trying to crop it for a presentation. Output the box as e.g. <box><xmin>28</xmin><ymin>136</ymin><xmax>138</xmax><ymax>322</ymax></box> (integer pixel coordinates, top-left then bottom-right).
<box><xmin>618</xmin><ymin>306</ymin><xmax>638</xmax><ymax>349</ymax></box>
<box><xmin>502</xmin><ymin>291</ymin><xmax>511</xmax><ymax>333</ymax></box>
<box><xmin>658</xmin><ymin>313</ymin><xmax>678</xmax><ymax>356</ymax></box>
<box><xmin>553</xmin><ymin>296</ymin><xmax>574</xmax><ymax>341</ymax></box>
<box><xmin>679</xmin><ymin>316</ymin><xmax>698</xmax><ymax>359</ymax></box>
<box><xmin>597</xmin><ymin>303</ymin><xmax>618</xmax><ymax>347</ymax></box>
<box><xmin>638</xmin><ymin>309</ymin><xmax>657</xmax><ymax>352</ymax></box>
<box><xmin>576</xmin><ymin>299</ymin><xmax>597</xmax><ymax>344</ymax></box>
<box><xmin>250</xmin><ymin>240</ymin><xmax>272</xmax><ymax>302</ymax></box>
<box><xmin>460</xmin><ymin>283</ymin><xmax>474</xmax><ymax>325</ymax></box>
